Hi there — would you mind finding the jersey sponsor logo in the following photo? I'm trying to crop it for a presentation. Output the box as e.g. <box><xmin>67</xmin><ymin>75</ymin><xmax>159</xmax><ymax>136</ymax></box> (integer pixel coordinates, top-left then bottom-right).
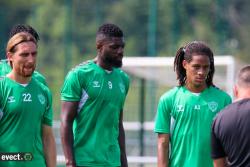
<box><xmin>176</xmin><ymin>105</ymin><xmax>184</xmax><ymax>112</ymax></box>
<box><xmin>208</xmin><ymin>101</ymin><xmax>218</xmax><ymax>112</ymax></box>
<box><xmin>38</xmin><ymin>94</ymin><xmax>45</xmax><ymax>105</ymax></box>
<box><xmin>119</xmin><ymin>83</ymin><xmax>125</xmax><ymax>93</ymax></box>
<box><xmin>7</xmin><ymin>96</ymin><xmax>16</xmax><ymax>103</ymax></box>
<box><xmin>93</xmin><ymin>81</ymin><xmax>100</xmax><ymax>88</ymax></box>
<box><xmin>108</xmin><ymin>81</ymin><xmax>112</xmax><ymax>89</ymax></box>
<box><xmin>0</xmin><ymin>152</ymin><xmax>33</xmax><ymax>161</ymax></box>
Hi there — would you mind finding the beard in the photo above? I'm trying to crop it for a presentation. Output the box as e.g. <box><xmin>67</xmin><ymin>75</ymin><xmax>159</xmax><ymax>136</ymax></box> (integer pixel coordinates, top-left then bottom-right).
<box><xmin>18</xmin><ymin>65</ymin><xmax>36</xmax><ymax>77</ymax></box>
<box><xmin>103</xmin><ymin>55</ymin><xmax>123</xmax><ymax>68</ymax></box>
<box><xmin>23</xmin><ymin>72</ymin><xmax>34</xmax><ymax>77</ymax></box>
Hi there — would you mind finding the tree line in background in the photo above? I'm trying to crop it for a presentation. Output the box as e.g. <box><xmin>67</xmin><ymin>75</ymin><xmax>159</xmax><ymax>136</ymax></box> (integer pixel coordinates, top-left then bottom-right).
<box><xmin>0</xmin><ymin>0</ymin><xmax>249</xmax><ymax>117</ymax></box>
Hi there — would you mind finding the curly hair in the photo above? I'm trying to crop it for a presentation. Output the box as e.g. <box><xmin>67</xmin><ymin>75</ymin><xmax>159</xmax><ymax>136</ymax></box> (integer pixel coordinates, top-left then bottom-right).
<box><xmin>96</xmin><ymin>23</ymin><xmax>123</xmax><ymax>38</ymax></box>
<box><xmin>9</xmin><ymin>24</ymin><xmax>40</xmax><ymax>41</ymax></box>
<box><xmin>174</xmin><ymin>41</ymin><xmax>215</xmax><ymax>87</ymax></box>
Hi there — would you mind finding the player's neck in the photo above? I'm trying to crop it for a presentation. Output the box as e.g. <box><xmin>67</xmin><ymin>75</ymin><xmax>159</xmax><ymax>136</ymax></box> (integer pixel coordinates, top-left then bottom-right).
<box><xmin>235</xmin><ymin>90</ymin><xmax>250</xmax><ymax>101</ymax></box>
<box><xmin>7</xmin><ymin>71</ymin><xmax>31</xmax><ymax>84</ymax></box>
<box><xmin>95</xmin><ymin>57</ymin><xmax>113</xmax><ymax>71</ymax></box>
<box><xmin>185</xmin><ymin>83</ymin><xmax>207</xmax><ymax>93</ymax></box>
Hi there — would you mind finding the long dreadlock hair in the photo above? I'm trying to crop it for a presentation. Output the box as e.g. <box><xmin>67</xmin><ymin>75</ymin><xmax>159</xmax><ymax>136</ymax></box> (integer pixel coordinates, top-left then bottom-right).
<box><xmin>174</xmin><ymin>41</ymin><xmax>215</xmax><ymax>87</ymax></box>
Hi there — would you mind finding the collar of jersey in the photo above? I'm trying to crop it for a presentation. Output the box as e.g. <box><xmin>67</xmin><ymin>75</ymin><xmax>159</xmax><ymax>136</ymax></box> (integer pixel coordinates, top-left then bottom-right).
<box><xmin>89</xmin><ymin>60</ymin><xmax>114</xmax><ymax>74</ymax></box>
<box><xmin>5</xmin><ymin>76</ymin><xmax>33</xmax><ymax>88</ymax></box>
<box><xmin>182</xmin><ymin>86</ymin><xmax>210</xmax><ymax>96</ymax></box>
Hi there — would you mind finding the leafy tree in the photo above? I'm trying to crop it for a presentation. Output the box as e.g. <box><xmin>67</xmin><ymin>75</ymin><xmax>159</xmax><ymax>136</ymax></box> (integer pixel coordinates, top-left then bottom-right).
<box><xmin>1</xmin><ymin>0</ymin><xmax>250</xmax><ymax>119</ymax></box>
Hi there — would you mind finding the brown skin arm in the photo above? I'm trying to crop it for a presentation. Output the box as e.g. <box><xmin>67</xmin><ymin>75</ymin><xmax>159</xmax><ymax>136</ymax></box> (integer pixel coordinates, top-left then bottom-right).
<box><xmin>60</xmin><ymin>101</ymin><xmax>78</xmax><ymax>167</ymax></box>
<box><xmin>118</xmin><ymin>110</ymin><xmax>128</xmax><ymax>167</ymax></box>
<box><xmin>213</xmin><ymin>158</ymin><xmax>228</xmax><ymax>167</ymax></box>
<box><xmin>42</xmin><ymin>125</ymin><xmax>57</xmax><ymax>167</ymax></box>
<box><xmin>157</xmin><ymin>133</ymin><xmax>169</xmax><ymax>167</ymax></box>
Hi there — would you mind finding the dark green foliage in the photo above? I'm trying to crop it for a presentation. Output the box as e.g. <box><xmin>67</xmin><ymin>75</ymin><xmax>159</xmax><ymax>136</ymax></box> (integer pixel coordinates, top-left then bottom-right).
<box><xmin>1</xmin><ymin>0</ymin><xmax>250</xmax><ymax>118</ymax></box>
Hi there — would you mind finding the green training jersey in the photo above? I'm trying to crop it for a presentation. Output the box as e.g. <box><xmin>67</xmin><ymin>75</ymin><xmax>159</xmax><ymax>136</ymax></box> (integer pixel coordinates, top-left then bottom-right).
<box><xmin>61</xmin><ymin>60</ymin><xmax>130</xmax><ymax>167</ymax></box>
<box><xmin>0</xmin><ymin>77</ymin><xmax>53</xmax><ymax>167</ymax></box>
<box><xmin>154</xmin><ymin>86</ymin><xmax>231</xmax><ymax>167</ymax></box>
<box><xmin>0</xmin><ymin>59</ymin><xmax>47</xmax><ymax>85</ymax></box>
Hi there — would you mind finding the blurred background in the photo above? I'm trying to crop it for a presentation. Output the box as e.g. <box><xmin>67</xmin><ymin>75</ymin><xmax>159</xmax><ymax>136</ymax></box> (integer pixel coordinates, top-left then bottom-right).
<box><xmin>0</xmin><ymin>0</ymin><xmax>249</xmax><ymax>166</ymax></box>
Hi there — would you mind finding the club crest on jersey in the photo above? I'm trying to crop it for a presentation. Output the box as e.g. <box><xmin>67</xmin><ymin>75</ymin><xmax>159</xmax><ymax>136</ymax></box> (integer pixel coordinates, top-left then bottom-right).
<box><xmin>208</xmin><ymin>101</ymin><xmax>218</xmax><ymax>112</ymax></box>
<box><xmin>119</xmin><ymin>83</ymin><xmax>125</xmax><ymax>93</ymax></box>
<box><xmin>38</xmin><ymin>94</ymin><xmax>45</xmax><ymax>105</ymax></box>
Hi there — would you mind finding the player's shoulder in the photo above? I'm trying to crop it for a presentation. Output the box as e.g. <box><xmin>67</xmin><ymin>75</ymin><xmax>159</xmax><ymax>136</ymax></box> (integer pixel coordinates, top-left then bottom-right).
<box><xmin>209</xmin><ymin>86</ymin><xmax>231</xmax><ymax>98</ymax></box>
<box><xmin>33</xmin><ymin>70</ymin><xmax>45</xmax><ymax>78</ymax></box>
<box><xmin>73</xmin><ymin>60</ymin><xmax>94</xmax><ymax>71</ymax></box>
<box><xmin>0</xmin><ymin>59</ymin><xmax>10</xmax><ymax>73</ymax></box>
<box><xmin>32</xmin><ymin>70</ymin><xmax>47</xmax><ymax>85</ymax></box>
<box><xmin>68</xmin><ymin>60</ymin><xmax>95</xmax><ymax>76</ymax></box>
<box><xmin>115</xmin><ymin>68</ymin><xmax>129</xmax><ymax>80</ymax></box>
<box><xmin>160</xmin><ymin>86</ymin><xmax>181</xmax><ymax>100</ymax></box>
<box><xmin>0</xmin><ymin>59</ymin><xmax>8</xmax><ymax>65</ymax></box>
<box><xmin>32</xmin><ymin>78</ymin><xmax>51</xmax><ymax>93</ymax></box>
<box><xmin>213</xmin><ymin>102</ymin><xmax>232</xmax><ymax>125</ymax></box>
<box><xmin>219</xmin><ymin>99</ymin><xmax>250</xmax><ymax>116</ymax></box>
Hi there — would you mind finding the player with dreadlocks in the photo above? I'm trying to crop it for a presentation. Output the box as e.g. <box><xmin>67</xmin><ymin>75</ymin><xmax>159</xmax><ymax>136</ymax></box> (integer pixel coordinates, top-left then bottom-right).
<box><xmin>0</xmin><ymin>24</ymin><xmax>46</xmax><ymax>85</ymax></box>
<box><xmin>154</xmin><ymin>41</ymin><xmax>231</xmax><ymax>167</ymax></box>
<box><xmin>60</xmin><ymin>23</ymin><xmax>130</xmax><ymax>167</ymax></box>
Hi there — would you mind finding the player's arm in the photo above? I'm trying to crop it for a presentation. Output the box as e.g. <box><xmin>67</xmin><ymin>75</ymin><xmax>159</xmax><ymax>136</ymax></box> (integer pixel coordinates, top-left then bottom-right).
<box><xmin>42</xmin><ymin>125</ymin><xmax>57</xmax><ymax>167</ymax></box>
<box><xmin>211</xmin><ymin>118</ymin><xmax>228</xmax><ymax>167</ymax></box>
<box><xmin>118</xmin><ymin>109</ymin><xmax>128</xmax><ymax>167</ymax></box>
<box><xmin>157</xmin><ymin>133</ymin><xmax>169</xmax><ymax>167</ymax></box>
<box><xmin>60</xmin><ymin>101</ymin><xmax>78</xmax><ymax>167</ymax></box>
<box><xmin>213</xmin><ymin>158</ymin><xmax>227</xmax><ymax>167</ymax></box>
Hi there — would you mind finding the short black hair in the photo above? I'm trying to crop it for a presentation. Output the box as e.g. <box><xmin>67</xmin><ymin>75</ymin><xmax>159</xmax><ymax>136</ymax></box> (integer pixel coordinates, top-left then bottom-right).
<box><xmin>97</xmin><ymin>23</ymin><xmax>123</xmax><ymax>38</ymax></box>
<box><xmin>9</xmin><ymin>24</ymin><xmax>40</xmax><ymax>41</ymax></box>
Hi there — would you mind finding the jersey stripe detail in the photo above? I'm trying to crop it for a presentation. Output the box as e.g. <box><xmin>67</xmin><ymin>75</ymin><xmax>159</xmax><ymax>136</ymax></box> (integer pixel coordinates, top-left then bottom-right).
<box><xmin>77</xmin><ymin>89</ymin><xmax>89</xmax><ymax>113</ymax></box>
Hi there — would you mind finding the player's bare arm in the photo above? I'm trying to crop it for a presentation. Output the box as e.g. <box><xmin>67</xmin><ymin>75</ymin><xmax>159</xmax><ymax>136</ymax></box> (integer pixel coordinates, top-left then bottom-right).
<box><xmin>43</xmin><ymin>125</ymin><xmax>57</xmax><ymax>167</ymax></box>
<box><xmin>60</xmin><ymin>101</ymin><xmax>78</xmax><ymax>167</ymax></box>
<box><xmin>213</xmin><ymin>157</ymin><xmax>227</xmax><ymax>167</ymax></box>
<box><xmin>157</xmin><ymin>133</ymin><xmax>169</xmax><ymax>167</ymax></box>
<box><xmin>118</xmin><ymin>110</ymin><xmax>128</xmax><ymax>167</ymax></box>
